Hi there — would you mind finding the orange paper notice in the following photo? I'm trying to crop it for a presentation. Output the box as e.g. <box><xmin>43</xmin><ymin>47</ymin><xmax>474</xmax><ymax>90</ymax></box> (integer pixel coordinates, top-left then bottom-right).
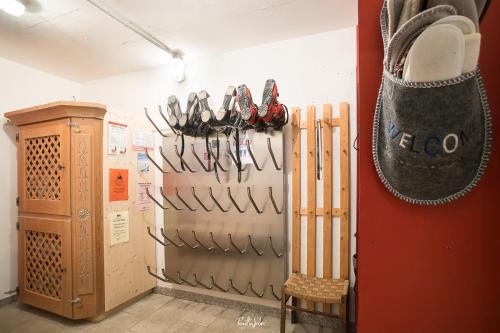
<box><xmin>109</xmin><ymin>169</ymin><xmax>129</xmax><ymax>201</ymax></box>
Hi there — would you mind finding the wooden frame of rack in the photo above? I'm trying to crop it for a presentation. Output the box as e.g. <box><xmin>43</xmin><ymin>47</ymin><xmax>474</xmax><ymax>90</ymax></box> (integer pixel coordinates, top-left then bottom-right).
<box><xmin>289</xmin><ymin>102</ymin><xmax>350</xmax><ymax>318</ymax></box>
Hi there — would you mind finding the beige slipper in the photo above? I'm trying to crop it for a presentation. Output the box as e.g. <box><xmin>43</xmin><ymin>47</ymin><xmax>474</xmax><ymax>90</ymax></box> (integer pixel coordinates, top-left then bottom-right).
<box><xmin>463</xmin><ymin>33</ymin><xmax>481</xmax><ymax>73</ymax></box>
<box><xmin>431</xmin><ymin>15</ymin><xmax>480</xmax><ymax>74</ymax></box>
<box><xmin>431</xmin><ymin>14</ymin><xmax>476</xmax><ymax>33</ymax></box>
<box><xmin>427</xmin><ymin>0</ymin><xmax>480</xmax><ymax>31</ymax></box>
<box><xmin>403</xmin><ymin>24</ymin><xmax>465</xmax><ymax>82</ymax></box>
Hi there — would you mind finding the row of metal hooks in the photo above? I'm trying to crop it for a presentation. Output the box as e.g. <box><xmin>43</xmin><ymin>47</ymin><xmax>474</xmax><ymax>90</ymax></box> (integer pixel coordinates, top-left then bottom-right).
<box><xmin>146</xmin><ymin>266</ymin><xmax>282</xmax><ymax>300</ymax></box>
<box><xmin>145</xmin><ymin>186</ymin><xmax>282</xmax><ymax>214</ymax></box>
<box><xmin>144</xmin><ymin>137</ymin><xmax>282</xmax><ymax>173</ymax></box>
<box><xmin>147</xmin><ymin>226</ymin><xmax>283</xmax><ymax>258</ymax></box>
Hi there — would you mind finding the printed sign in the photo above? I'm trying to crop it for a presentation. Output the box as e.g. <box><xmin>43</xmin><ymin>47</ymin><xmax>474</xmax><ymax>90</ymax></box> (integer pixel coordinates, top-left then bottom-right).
<box><xmin>108</xmin><ymin>122</ymin><xmax>128</xmax><ymax>155</ymax></box>
<box><xmin>109</xmin><ymin>211</ymin><xmax>129</xmax><ymax>246</ymax></box>
<box><xmin>239</xmin><ymin>137</ymin><xmax>252</xmax><ymax>165</ymax></box>
<box><xmin>136</xmin><ymin>182</ymin><xmax>153</xmax><ymax>211</ymax></box>
<box><xmin>137</xmin><ymin>152</ymin><xmax>150</xmax><ymax>173</ymax></box>
<box><xmin>132</xmin><ymin>129</ymin><xmax>154</xmax><ymax>150</ymax></box>
<box><xmin>109</xmin><ymin>169</ymin><xmax>128</xmax><ymax>201</ymax></box>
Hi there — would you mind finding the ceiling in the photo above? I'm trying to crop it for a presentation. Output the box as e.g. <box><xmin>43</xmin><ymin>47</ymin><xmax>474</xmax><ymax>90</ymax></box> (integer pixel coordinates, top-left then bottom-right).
<box><xmin>0</xmin><ymin>0</ymin><xmax>357</xmax><ymax>82</ymax></box>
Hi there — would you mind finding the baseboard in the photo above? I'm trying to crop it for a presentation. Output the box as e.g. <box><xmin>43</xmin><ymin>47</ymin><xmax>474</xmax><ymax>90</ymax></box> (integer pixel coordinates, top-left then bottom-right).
<box><xmin>154</xmin><ymin>286</ymin><xmax>281</xmax><ymax>317</ymax></box>
<box><xmin>0</xmin><ymin>294</ymin><xmax>17</xmax><ymax>308</ymax></box>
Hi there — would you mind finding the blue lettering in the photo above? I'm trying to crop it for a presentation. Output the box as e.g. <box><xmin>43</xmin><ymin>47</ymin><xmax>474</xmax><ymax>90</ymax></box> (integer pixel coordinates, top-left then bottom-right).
<box><xmin>388</xmin><ymin>123</ymin><xmax>401</xmax><ymax>139</ymax></box>
<box><xmin>424</xmin><ymin>136</ymin><xmax>440</xmax><ymax>156</ymax></box>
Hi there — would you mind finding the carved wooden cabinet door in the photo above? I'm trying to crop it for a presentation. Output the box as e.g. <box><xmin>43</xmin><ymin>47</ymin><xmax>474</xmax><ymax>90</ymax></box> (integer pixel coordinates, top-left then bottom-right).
<box><xmin>17</xmin><ymin>119</ymin><xmax>71</xmax><ymax>216</ymax></box>
<box><xmin>69</xmin><ymin>118</ymin><xmax>101</xmax><ymax>319</ymax></box>
<box><xmin>18</xmin><ymin>216</ymin><xmax>73</xmax><ymax>318</ymax></box>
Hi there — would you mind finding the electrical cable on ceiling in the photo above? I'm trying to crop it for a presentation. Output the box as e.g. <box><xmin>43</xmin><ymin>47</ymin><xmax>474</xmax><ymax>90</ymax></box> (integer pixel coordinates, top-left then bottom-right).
<box><xmin>85</xmin><ymin>0</ymin><xmax>184</xmax><ymax>59</ymax></box>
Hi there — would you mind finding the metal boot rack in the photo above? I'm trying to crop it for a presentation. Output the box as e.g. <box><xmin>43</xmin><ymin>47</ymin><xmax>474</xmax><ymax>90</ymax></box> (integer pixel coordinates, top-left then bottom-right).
<box><xmin>145</xmin><ymin>108</ymin><xmax>287</xmax><ymax>301</ymax></box>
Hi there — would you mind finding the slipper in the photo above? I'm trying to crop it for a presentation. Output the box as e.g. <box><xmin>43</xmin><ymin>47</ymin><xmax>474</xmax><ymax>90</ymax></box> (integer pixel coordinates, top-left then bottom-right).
<box><xmin>429</xmin><ymin>15</ymin><xmax>480</xmax><ymax>74</ymax></box>
<box><xmin>426</xmin><ymin>0</ymin><xmax>480</xmax><ymax>31</ymax></box>
<box><xmin>386</xmin><ymin>5</ymin><xmax>457</xmax><ymax>74</ymax></box>
<box><xmin>431</xmin><ymin>14</ymin><xmax>476</xmax><ymax>33</ymax></box>
<box><xmin>403</xmin><ymin>24</ymin><xmax>465</xmax><ymax>82</ymax></box>
<box><xmin>463</xmin><ymin>33</ymin><xmax>481</xmax><ymax>73</ymax></box>
<box><xmin>373</xmin><ymin>0</ymin><xmax>492</xmax><ymax>205</ymax></box>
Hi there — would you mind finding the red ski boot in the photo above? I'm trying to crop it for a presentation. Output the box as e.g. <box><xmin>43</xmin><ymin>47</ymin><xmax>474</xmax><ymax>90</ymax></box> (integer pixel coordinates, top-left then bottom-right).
<box><xmin>258</xmin><ymin>79</ymin><xmax>288</xmax><ymax>129</ymax></box>
<box><xmin>237</xmin><ymin>84</ymin><xmax>263</xmax><ymax>129</ymax></box>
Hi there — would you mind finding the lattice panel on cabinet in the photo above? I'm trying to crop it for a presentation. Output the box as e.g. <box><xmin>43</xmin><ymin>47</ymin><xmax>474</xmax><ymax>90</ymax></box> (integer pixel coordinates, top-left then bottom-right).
<box><xmin>25</xmin><ymin>230</ymin><xmax>63</xmax><ymax>299</ymax></box>
<box><xmin>25</xmin><ymin>135</ymin><xmax>62</xmax><ymax>201</ymax></box>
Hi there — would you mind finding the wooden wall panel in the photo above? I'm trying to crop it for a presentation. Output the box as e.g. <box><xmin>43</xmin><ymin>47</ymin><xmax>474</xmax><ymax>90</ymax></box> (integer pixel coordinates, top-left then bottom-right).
<box><xmin>322</xmin><ymin>104</ymin><xmax>333</xmax><ymax>313</ymax></box>
<box><xmin>339</xmin><ymin>103</ymin><xmax>350</xmax><ymax>280</ymax></box>
<box><xmin>291</xmin><ymin>108</ymin><xmax>301</xmax><ymax>274</ymax></box>
<box><xmin>306</xmin><ymin>106</ymin><xmax>316</xmax><ymax>311</ymax></box>
<box><xmin>102</xmin><ymin>111</ymin><xmax>156</xmax><ymax>312</ymax></box>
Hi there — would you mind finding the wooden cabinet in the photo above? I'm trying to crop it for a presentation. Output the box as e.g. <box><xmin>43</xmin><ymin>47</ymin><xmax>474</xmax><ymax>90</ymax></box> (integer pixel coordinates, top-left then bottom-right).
<box><xmin>6</xmin><ymin>102</ymin><xmax>106</xmax><ymax>319</ymax></box>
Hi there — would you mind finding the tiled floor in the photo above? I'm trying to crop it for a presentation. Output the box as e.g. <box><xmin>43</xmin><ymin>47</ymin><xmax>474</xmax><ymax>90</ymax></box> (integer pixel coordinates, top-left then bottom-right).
<box><xmin>0</xmin><ymin>294</ymin><xmax>335</xmax><ymax>333</ymax></box>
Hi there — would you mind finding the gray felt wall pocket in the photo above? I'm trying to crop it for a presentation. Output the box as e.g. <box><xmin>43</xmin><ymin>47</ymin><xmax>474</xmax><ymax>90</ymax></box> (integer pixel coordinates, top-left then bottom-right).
<box><xmin>373</xmin><ymin>1</ymin><xmax>493</xmax><ymax>205</ymax></box>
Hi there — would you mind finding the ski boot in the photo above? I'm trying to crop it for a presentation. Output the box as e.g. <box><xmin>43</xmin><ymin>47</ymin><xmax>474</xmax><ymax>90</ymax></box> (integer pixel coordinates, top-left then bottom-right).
<box><xmin>179</xmin><ymin>92</ymin><xmax>199</xmax><ymax>136</ymax></box>
<box><xmin>258</xmin><ymin>79</ymin><xmax>288</xmax><ymax>129</ymax></box>
<box><xmin>167</xmin><ymin>95</ymin><xmax>182</xmax><ymax>130</ymax></box>
<box><xmin>237</xmin><ymin>84</ymin><xmax>264</xmax><ymax>130</ymax></box>
<box><xmin>215</xmin><ymin>86</ymin><xmax>238</xmax><ymax>135</ymax></box>
<box><xmin>199</xmin><ymin>90</ymin><xmax>216</xmax><ymax>125</ymax></box>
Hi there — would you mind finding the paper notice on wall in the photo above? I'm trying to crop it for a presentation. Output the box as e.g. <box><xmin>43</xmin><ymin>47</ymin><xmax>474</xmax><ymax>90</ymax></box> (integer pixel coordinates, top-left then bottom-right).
<box><xmin>108</xmin><ymin>122</ymin><xmax>128</xmax><ymax>155</ymax></box>
<box><xmin>136</xmin><ymin>182</ymin><xmax>153</xmax><ymax>211</ymax></box>
<box><xmin>109</xmin><ymin>169</ymin><xmax>128</xmax><ymax>201</ymax></box>
<box><xmin>238</xmin><ymin>134</ymin><xmax>252</xmax><ymax>165</ymax></box>
<box><xmin>137</xmin><ymin>152</ymin><xmax>150</xmax><ymax>173</ymax></box>
<box><xmin>132</xmin><ymin>129</ymin><xmax>154</xmax><ymax>150</ymax></box>
<box><xmin>109</xmin><ymin>211</ymin><xmax>129</xmax><ymax>246</ymax></box>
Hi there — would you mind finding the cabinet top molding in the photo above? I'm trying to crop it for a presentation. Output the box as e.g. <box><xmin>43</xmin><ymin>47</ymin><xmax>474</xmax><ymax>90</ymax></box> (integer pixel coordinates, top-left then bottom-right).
<box><xmin>5</xmin><ymin>101</ymin><xmax>107</xmax><ymax>126</ymax></box>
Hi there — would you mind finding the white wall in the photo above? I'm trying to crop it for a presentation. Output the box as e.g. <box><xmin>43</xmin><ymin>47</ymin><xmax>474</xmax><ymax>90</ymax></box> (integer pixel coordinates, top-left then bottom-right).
<box><xmin>81</xmin><ymin>27</ymin><xmax>358</xmax><ymax>298</ymax></box>
<box><xmin>0</xmin><ymin>57</ymin><xmax>80</xmax><ymax>300</ymax></box>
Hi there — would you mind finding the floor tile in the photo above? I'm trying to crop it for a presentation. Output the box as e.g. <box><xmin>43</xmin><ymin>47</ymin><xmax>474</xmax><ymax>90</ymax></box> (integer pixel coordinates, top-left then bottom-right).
<box><xmin>129</xmin><ymin>298</ymin><xmax>194</xmax><ymax>333</ymax></box>
<box><xmin>123</xmin><ymin>294</ymin><xmax>174</xmax><ymax>318</ymax></box>
<box><xmin>181</xmin><ymin>302</ymin><xmax>225</xmax><ymax>327</ymax></box>
<box><xmin>82</xmin><ymin>310</ymin><xmax>142</xmax><ymax>333</ymax></box>
<box><xmin>204</xmin><ymin>308</ymin><xmax>244</xmax><ymax>333</ymax></box>
<box><xmin>164</xmin><ymin>320</ymin><xmax>206</xmax><ymax>333</ymax></box>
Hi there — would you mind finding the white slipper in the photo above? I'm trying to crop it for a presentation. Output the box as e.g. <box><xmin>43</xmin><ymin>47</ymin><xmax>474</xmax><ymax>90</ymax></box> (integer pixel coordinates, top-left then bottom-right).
<box><xmin>403</xmin><ymin>24</ymin><xmax>465</xmax><ymax>82</ymax></box>
<box><xmin>427</xmin><ymin>0</ymin><xmax>480</xmax><ymax>31</ymax></box>
<box><xmin>387</xmin><ymin>5</ymin><xmax>457</xmax><ymax>73</ymax></box>
<box><xmin>430</xmin><ymin>15</ymin><xmax>480</xmax><ymax>73</ymax></box>
<box><xmin>431</xmin><ymin>15</ymin><xmax>476</xmax><ymax>33</ymax></box>
<box><xmin>463</xmin><ymin>33</ymin><xmax>481</xmax><ymax>73</ymax></box>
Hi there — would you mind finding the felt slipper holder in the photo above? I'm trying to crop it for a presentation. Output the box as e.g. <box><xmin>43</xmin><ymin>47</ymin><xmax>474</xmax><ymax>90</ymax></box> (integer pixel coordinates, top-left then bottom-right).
<box><xmin>373</xmin><ymin>2</ymin><xmax>492</xmax><ymax>205</ymax></box>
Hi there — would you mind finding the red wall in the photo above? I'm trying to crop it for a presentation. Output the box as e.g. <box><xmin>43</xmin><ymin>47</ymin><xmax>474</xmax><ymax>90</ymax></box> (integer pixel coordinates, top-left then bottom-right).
<box><xmin>357</xmin><ymin>2</ymin><xmax>500</xmax><ymax>333</ymax></box>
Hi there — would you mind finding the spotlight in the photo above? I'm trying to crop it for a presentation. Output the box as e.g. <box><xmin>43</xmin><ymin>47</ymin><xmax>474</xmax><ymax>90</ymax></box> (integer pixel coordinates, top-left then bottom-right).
<box><xmin>172</xmin><ymin>56</ymin><xmax>186</xmax><ymax>83</ymax></box>
<box><xmin>0</xmin><ymin>0</ymin><xmax>25</xmax><ymax>17</ymax></box>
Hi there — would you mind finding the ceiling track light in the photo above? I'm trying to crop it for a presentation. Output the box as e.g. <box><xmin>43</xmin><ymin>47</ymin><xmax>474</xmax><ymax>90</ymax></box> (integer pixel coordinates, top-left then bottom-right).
<box><xmin>85</xmin><ymin>0</ymin><xmax>184</xmax><ymax>59</ymax></box>
<box><xmin>0</xmin><ymin>0</ymin><xmax>26</xmax><ymax>17</ymax></box>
